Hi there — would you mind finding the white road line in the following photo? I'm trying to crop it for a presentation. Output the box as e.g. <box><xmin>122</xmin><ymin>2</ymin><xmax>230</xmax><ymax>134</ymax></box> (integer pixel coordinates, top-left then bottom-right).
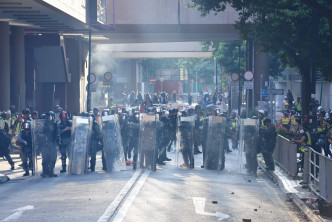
<box><xmin>111</xmin><ymin>170</ymin><xmax>150</xmax><ymax>222</ymax></box>
<box><xmin>97</xmin><ymin>170</ymin><xmax>142</xmax><ymax>222</ymax></box>
<box><xmin>1</xmin><ymin>205</ymin><xmax>34</xmax><ymax>222</ymax></box>
<box><xmin>192</xmin><ymin>197</ymin><xmax>230</xmax><ymax>221</ymax></box>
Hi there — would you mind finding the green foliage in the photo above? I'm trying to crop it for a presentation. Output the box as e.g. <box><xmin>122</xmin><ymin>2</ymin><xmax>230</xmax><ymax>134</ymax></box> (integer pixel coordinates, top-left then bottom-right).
<box><xmin>190</xmin><ymin>0</ymin><xmax>332</xmax><ymax>78</ymax></box>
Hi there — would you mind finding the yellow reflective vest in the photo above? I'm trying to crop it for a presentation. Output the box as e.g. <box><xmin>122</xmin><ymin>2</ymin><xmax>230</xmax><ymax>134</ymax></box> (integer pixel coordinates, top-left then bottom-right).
<box><xmin>294</xmin><ymin>101</ymin><xmax>302</xmax><ymax>111</ymax></box>
<box><xmin>299</xmin><ymin>132</ymin><xmax>311</xmax><ymax>152</ymax></box>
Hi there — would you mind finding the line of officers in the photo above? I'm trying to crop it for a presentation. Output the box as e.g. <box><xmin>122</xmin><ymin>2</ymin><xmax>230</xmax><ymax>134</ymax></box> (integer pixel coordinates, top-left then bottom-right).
<box><xmin>1</xmin><ymin>104</ymin><xmax>276</xmax><ymax>177</ymax></box>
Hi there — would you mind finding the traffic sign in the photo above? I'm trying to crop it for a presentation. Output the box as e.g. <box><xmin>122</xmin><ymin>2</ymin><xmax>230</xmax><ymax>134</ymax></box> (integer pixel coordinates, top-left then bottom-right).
<box><xmin>243</xmin><ymin>70</ymin><xmax>254</xmax><ymax>81</ymax></box>
<box><xmin>103</xmin><ymin>80</ymin><xmax>112</xmax><ymax>86</ymax></box>
<box><xmin>231</xmin><ymin>73</ymin><xmax>239</xmax><ymax>81</ymax></box>
<box><xmin>150</xmin><ymin>77</ymin><xmax>156</xmax><ymax>84</ymax></box>
<box><xmin>88</xmin><ymin>73</ymin><xmax>96</xmax><ymax>84</ymax></box>
<box><xmin>243</xmin><ymin>81</ymin><xmax>253</xmax><ymax>89</ymax></box>
<box><xmin>104</xmin><ymin>72</ymin><xmax>112</xmax><ymax>81</ymax></box>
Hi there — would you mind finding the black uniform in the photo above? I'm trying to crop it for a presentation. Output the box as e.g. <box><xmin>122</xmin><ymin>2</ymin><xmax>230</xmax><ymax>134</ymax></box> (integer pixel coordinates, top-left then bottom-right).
<box><xmin>17</xmin><ymin>128</ymin><xmax>33</xmax><ymax>176</ymax></box>
<box><xmin>157</xmin><ymin>116</ymin><xmax>171</xmax><ymax>164</ymax></box>
<box><xmin>89</xmin><ymin>117</ymin><xmax>105</xmax><ymax>171</ymax></box>
<box><xmin>119</xmin><ymin>113</ymin><xmax>130</xmax><ymax>161</ymax></box>
<box><xmin>38</xmin><ymin>119</ymin><xmax>59</xmax><ymax>177</ymax></box>
<box><xmin>244</xmin><ymin>125</ymin><xmax>258</xmax><ymax>175</ymax></box>
<box><xmin>0</xmin><ymin>129</ymin><xmax>14</xmax><ymax>170</ymax></box>
<box><xmin>59</xmin><ymin>119</ymin><xmax>72</xmax><ymax>172</ymax></box>
<box><xmin>179</xmin><ymin>121</ymin><xmax>194</xmax><ymax>168</ymax></box>
<box><xmin>128</xmin><ymin>116</ymin><xmax>140</xmax><ymax>170</ymax></box>
<box><xmin>262</xmin><ymin>124</ymin><xmax>277</xmax><ymax>171</ymax></box>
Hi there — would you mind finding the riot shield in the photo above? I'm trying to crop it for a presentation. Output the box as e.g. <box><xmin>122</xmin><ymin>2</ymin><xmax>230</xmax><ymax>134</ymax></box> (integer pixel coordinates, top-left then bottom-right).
<box><xmin>68</xmin><ymin>116</ymin><xmax>92</xmax><ymax>174</ymax></box>
<box><xmin>238</xmin><ymin>118</ymin><xmax>259</xmax><ymax>174</ymax></box>
<box><xmin>31</xmin><ymin>119</ymin><xmax>58</xmax><ymax>177</ymax></box>
<box><xmin>205</xmin><ymin>116</ymin><xmax>225</xmax><ymax>170</ymax></box>
<box><xmin>176</xmin><ymin>116</ymin><xmax>194</xmax><ymax>169</ymax></box>
<box><xmin>101</xmin><ymin>114</ymin><xmax>126</xmax><ymax>172</ymax></box>
<box><xmin>138</xmin><ymin>114</ymin><xmax>158</xmax><ymax>171</ymax></box>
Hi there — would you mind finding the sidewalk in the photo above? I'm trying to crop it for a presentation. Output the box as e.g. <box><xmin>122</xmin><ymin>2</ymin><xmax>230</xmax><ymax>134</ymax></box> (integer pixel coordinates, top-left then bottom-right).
<box><xmin>258</xmin><ymin>155</ymin><xmax>332</xmax><ymax>222</ymax></box>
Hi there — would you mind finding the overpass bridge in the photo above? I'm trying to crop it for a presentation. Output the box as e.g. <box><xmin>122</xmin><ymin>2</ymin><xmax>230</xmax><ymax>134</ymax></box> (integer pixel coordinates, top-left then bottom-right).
<box><xmin>96</xmin><ymin>0</ymin><xmax>240</xmax><ymax>43</ymax></box>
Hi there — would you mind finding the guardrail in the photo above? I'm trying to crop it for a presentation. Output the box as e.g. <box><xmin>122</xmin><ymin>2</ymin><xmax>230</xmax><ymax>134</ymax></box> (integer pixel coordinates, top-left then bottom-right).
<box><xmin>308</xmin><ymin>148</ymin><xmax>332</xmax><ymax>203</ymax></box>
<box><xmin>273</xmin><ymin>135</ymin><xmax>298</xmax><ymax>177</ymax></box>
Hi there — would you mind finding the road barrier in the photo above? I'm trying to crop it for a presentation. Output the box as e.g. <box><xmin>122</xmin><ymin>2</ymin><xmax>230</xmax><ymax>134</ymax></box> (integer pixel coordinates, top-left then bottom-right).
<box><xmin>273</xmin><ymin>135</ymin><xmax>298</xmax><ymax>177</ymax></box>
<box><xmin>308</xmin><ymin>148</ymin><xmax>332</xmax><ymax>203</ymax></box>
<box><xmin>273</xmin><ymin>135</ymin><xmax>332</xmax><ymax>203</ymax></box>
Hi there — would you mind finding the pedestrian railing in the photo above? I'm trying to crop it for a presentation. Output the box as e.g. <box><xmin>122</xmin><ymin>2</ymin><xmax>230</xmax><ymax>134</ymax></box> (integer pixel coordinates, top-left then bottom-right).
<box><xmin>308</xmin><ymin>148</ymin><xmax>332</xmax><ymax>203</ymax></box>
<box><xmin>273</xmin><ymin>135</ymin><xmax>298</xmax><ymax>177</ymax></box>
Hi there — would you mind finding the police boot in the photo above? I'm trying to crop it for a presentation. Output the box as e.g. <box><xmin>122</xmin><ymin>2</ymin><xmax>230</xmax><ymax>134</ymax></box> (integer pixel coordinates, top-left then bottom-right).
<box><xmin>23</xmin><ymin>170</ymin><xmax>29</xmax><ymax>176</ymax></box>
<box><xmin>60</xmin><ymin>159</ymin><xmax>67</xmax><ymax>173</ymax></box>
<box><xmin>60</xmin><ymin>165</ymin><xmax>66</xmax><ymax>173</ymax></box>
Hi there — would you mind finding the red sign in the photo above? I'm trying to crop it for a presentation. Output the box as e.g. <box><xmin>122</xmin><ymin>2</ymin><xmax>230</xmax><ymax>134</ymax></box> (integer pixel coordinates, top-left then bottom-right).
<box><xmin>150</xmin><ymin>77</ymin><xmax>156</xmax><ymax>84</ymax></box>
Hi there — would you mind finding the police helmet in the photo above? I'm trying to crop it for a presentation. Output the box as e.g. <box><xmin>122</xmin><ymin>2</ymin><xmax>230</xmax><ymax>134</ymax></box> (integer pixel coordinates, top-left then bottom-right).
<box><xmin>39</xmin><ymin>113</ymin><xmax>46</xmax><ymax>119</ymax></box>
<box><xmin>60</xmin><ymin>111</ymin><xmax>68</xmax><ymax>119</ymax></box>
<box><xmin>22</xmin><ymin>108</ymin><xmax>30</xmax><ymax>115</ymax></box>
<box><xmin>263</xmin><ymin>118</ymin><xmax>272</xmax><ymax>125</ymax></box>
<box><xmin>93</xmin><ymin>108</ymin><xmax>99</xmax><ymax>116</ymax></box>
<box><xmin>195</xmin><ymin>105</ymin><xmax>202</xmax><ymax>111</ymax></box>
<box><xmin>258</xmin><ymin>110</ymin><xmax>264</xmax><ymax>115</ymax></box>
<box><xmin>46</xmin><ymin>111</ymin><xmax>55</xmax><ymax>121</ymax></box>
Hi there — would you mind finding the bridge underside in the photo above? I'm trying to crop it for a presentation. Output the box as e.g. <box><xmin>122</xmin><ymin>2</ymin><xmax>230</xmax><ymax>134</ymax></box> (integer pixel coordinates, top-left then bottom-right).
<box><xmin>94</xmin><ymin>24</ymin><xmax>239</xmax><ymax>44</ymax></box>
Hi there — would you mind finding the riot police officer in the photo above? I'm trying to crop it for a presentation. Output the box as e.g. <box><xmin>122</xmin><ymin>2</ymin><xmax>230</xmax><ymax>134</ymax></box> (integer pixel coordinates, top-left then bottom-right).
<box><xmin>59</xmin><ymin>111</ymin><xmax>72</xmax><ymax>173</ymax></box>
<box><xmin>193</xmin><ymin>105</ymin><xmax>203</xmax><ymax>154</ymax></box>
<box><xmin>156</xmin><ymin>108</ymin><xmax>171</xmax><ymax>165</ymax></box>
<box><xmin>243</xmin><ymin>118</ymin><xmax>259</xmax><ymax>176</ymax></box>
<box><xmin>261</xmin><ymin>118</ymin><xmax>277</xmax><ymax>171</ymax></box>
<box><xmin>128</xmin><ymin>111</ymin><xmax>140</xmax><ymax>170</ymax></box>
<box><xmin>89</xmin><ymin>108</ymin><xmax>105</xmax><ymax>171</ymax></box>
<box><xmin>17</xmin><ymin>121</ymin><xmax>33</xmax><ymax>176</ymax></box>
<box><xmin>119</xmin><ymin>108</ymin><xmax>130</xmax><ymax>164</ymax></box>
<box><xmin>38</xmin><ymin>111</ymin><xmax>59</xmax><ymax>177</ymax></box>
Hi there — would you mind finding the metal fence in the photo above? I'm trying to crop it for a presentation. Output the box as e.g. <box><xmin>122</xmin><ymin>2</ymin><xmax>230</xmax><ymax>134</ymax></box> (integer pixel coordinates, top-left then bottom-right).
<box><xmin>308</xmin><ymin>148</ymin><xmax>332</xmax><ymax>202</ymax></box>
<box><xmin>273</xmin><ymin>135</ymin><xmax>298</xmax><ymax>177</ymax></box>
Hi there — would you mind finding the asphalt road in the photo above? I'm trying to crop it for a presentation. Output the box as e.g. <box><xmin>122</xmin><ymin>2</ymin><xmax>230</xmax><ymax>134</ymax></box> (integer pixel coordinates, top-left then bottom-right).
<box><xmin>0</xmin><ymin>149</ymin><xmax>307</xmax><ymax>222</ymax></box>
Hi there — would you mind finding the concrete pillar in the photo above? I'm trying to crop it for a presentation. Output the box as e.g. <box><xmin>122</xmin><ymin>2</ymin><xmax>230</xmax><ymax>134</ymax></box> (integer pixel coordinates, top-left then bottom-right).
<box><xmin>0</xmin><ymin>22</ymin><xmax>10</xmax><ymax>110</ymax></box>
<box><xmin>10</xmin><ymin>27</ymin><xmax>26</xmax><ymax>113</ymax></box>
<box><xmin>253</xmin><ymin>42</ymin><xmax>269</xmax><ymax>108</ymax></box>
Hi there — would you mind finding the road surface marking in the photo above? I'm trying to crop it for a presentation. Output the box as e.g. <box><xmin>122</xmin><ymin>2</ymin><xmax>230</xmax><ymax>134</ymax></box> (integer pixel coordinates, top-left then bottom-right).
<box><xmin>192</xmin><ymin>197</ymin><xmax>230</xmax><ymax>221</ymax></box>
<box><xmin>97</xmin><ymin>170</ymin><xmax>142</xmax><ymax>222</ymax></box>
<box><xmin>111</xmin><ymin>170</ymin><xmax>150</xmax><ymax>222</ymax></box>
<box><xmin>1</xmin><ymin>205</ymin><xmax>34</xmax><ymax>222</ymax></box>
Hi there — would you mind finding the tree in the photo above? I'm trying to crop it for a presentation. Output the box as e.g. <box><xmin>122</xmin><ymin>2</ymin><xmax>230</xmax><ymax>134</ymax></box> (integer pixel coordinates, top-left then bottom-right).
<box><xmin>190</xmin><ymin>0</ymin><xmax>332</xmax><ymax>118</ymax></box>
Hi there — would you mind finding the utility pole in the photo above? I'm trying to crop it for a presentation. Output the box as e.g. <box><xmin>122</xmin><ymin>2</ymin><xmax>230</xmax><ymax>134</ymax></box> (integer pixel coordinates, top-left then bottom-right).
<box><xmin>87</xmin><ymin>29</ymin><xmax>92</xmax><ymax>111</ymax></box>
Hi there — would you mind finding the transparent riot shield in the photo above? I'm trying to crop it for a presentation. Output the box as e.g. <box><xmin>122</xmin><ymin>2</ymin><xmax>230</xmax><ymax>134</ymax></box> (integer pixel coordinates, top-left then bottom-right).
<box><xmin>238</xmin><ymin>118</ymin><xmax>259</xmax><ymax>174</ymax></box>
<box><xmin>68</xmin><ymin>116</ymin><xmax>92</xmax><ymax>174</ymax></box>
<box><xmin>31</xmin><ymin>119</ymin><xmax>58</xmax><ymax>177</ymax></box>
<box><xmin>176</xmin><ymin>116</ymin><xmax>194</xmax><ymax>169</ymax></box>
<box><xmin>205</xmin><ymin>116</ymin><xmax>225</xmax><ymax>170</ymax></box>
<box><xmin>138</xmin><ymin>114</ymin><xmax>158</xmax><ymax>171</ymax></box>
<box><xmin>101</xmin><ymin>114</ymin><xmax>126</xmax><ymax>172</ymax></box>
